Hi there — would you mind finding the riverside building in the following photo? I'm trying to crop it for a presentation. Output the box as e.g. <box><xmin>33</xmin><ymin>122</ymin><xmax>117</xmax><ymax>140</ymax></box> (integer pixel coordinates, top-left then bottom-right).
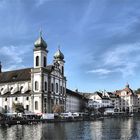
<box><xmin>0</xmin><ymin>33</ymin><xmax>66</xmax><ymax>114</ymax></box>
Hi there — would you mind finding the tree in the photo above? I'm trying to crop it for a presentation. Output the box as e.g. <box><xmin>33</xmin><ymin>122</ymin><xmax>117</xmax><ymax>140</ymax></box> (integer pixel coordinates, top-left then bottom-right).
<box><xmin>98</xmin><ymin>107</ymin><xmax>106</xmax><ymax>114</ymax></box>
<box><xmin>52</xmin><ymin>104</ymin><xmax>64</xmax><ymax>114</ymax></box>
<box><xmin>135</xmin><ymin>88</ymin><xmax>140</xmax><ymax>94</ymax></box>
<box><xmin>87</xmin><ymin>106</ymin><xmax>96</xmax><ymax>115</ymax></box>
<box><xmin>13</xmin><ymin>102</ymin><xmax>24</xmax><ymax>113</ymax></box>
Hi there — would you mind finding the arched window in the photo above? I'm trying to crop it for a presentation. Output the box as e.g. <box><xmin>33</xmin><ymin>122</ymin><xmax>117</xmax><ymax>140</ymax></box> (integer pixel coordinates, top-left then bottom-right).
<box><xmin>5</xmin><ymin>105</ymin><xmax>7</xmax><ymax>113</ymax></box>
<box><xmin>60</xmin><ymin>86</ymin><xmax>62</xmax><ymax>94</ymax></box>
<box><xmin>51</xmin><ymin>83</ymin><xmax>54</xmax><ymax>92</ymax></box>
<box><xmin>44</xmin><ymin>57</ymin><xmax>46</xmax><ymax>67</ymax></box>
<box><xmin>35</xmin><ymin>81</ymin><xmax>39</xmax><ymax>91</ymax></box>
<box><xmin>35</xmin><ymin>101</ymin><xmax>38</xmax><ymax>110</ymax></box>
<box><xmin>36</xmin><ymin>56</ymin><xmax>39</xmax><ymax>66</ymax></box>
<box><xmin>56</xmin><ymin>83</ymin><xmax>58</xmax><ymax>93</ymax></box>
<box><xmin>62</xmin><ymin>66</ymin><xmax>64</xmax><ymax>75</ymax></box>
<box><xmin>45</xmin><ymin>81</ymin><xmax>47</xmax><ymax>91</ymax></box>
<box><xmin>63</xmin><ymin>87</ymin><xmax>65</xmax><ymax>95</ymax></box>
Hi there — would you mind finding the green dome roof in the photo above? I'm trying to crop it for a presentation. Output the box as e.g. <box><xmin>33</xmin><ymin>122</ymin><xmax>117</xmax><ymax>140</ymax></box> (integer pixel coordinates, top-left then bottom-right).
<box><xmin>54</xmin><ymin>49</ymin><xmax>64</xmax><ymax>60</ymax></box>
<box><xmin>34</xmin><ymin>34</ymin><xmax>47</xmax><ymax>48</ymax></box>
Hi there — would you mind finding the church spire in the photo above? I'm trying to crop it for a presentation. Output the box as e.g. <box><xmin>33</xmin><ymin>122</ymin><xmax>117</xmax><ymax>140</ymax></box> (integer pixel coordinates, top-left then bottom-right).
<box><xmin>126</xmin><ymin>82</ymin><xmax>129</xmax><ymax>88</ymax></box>
<box><xmin>34</xmin><ymin>30</ymin><xmax>47</xmax><ymax>49</ymax></box>
<box><xmin>54</xmin><ymin>45</ymin><xmax>64</xmax><ymax>61</ymax></box>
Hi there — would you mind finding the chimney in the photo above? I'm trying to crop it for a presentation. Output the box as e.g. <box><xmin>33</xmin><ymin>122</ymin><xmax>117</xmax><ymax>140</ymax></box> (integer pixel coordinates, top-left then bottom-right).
<box><xmin>0</xmin><ymin>61</ymin><xmax>2</xmax><ymax>73</ymax></box>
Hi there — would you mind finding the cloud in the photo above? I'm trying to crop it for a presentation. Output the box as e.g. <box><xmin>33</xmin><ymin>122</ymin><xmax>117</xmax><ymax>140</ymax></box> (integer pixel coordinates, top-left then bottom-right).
<box><xmin>35</xmin><ymin>0</ymin><xmax>51</xmax><ymax>6</ymax></box>
<box><xmin>87</xmin><ymin>68</ymin><xmax>112</xmax><ymax>75</ymax></box>
<box><xmin>103</xmin><ymin>43</ymin><xmax>140</xmax><ymax>66</ymax></box>
<box><xmin>0</xmin><ymin>44</ymin><xmax>31</xmax><ymax>71</ymax></box>
<box><xmin>87</xmin><ymin>43</ymin><xmax>140</xmax><ymax>78</ymax></box>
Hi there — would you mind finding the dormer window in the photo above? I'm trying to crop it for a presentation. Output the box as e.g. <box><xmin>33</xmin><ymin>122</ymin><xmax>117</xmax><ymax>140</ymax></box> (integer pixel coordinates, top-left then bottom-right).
<box><xmin>12</xmin><ymin>75</ymin><xmax>17</xmax><ymax>80</ymax></box>
<box><xmin>10</xmin><ymin>87</ymin><xmax>13</xmax><ymax>91</ymax></box>
<box><xmin>20</xmin><ymin>86</ymin><xmax>23</xmax><ymax>92</ymax></box>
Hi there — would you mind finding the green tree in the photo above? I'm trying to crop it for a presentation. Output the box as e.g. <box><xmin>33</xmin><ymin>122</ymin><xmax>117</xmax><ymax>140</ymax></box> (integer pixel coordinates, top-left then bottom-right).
<box><xmin>135</xmin><ymin>88</ymin><xmax>140</xmax><ymax>94</ymax></box>
<box><xmin>13</xmin><ymin>102</ymin><xmax>24</xmax><ymax>113</ymax></box>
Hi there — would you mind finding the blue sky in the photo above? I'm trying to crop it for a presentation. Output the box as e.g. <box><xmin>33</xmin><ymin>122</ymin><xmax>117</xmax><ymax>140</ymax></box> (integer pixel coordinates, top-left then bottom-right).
<box><xmin>0</xmin><ymin>0</ymin><xmax>140</xmax><ymax>92</ymax></box>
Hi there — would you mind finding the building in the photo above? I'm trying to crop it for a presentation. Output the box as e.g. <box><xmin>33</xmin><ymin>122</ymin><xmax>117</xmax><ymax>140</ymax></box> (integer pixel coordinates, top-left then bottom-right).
<box><xmin>85</xmin><ymin>92</ymin><xmax>112</xmax><ymax>109</ymax></box>
<box><xmin>0</xmin><ymin>33</ymin><xmax>66</xmax><ymax>114</ymax></box>
<box><xmin>106</xmin><ymin>92</ymin><xmax>120</xmax><ymax>112</ymax></box>
<box><xmin>66</xmin><ymin>89</ymin><xmax>86</xmax><ymax>113</ymax></box>
<box><xmin>114</xmin><ymin>84</ymin><xmax>138</xmax><ymax>113</ymax></box>
<box><xmin>136</xmin><ymin>93</ymin><xmax>140</xmax><ymax>112</ymax></box>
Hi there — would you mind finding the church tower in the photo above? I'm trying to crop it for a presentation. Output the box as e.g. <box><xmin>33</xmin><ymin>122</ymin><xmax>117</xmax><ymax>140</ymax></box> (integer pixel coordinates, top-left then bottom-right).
<box><xmin>53</xmin><ymin>47</ymin><xmax>65</xmax><ymax>75</ymax></box>
<box><xmin>34</xmin><ymin>32</ymin><xmax>48</xmax><ymax>68</ymax></box>
<box><xmin>31</xmin><ymin>32</ymin><xmax>48</xmax><ymax>114</ymax></box>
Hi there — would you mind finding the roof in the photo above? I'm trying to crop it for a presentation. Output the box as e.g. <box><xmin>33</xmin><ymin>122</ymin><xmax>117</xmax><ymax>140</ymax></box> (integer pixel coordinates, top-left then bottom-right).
<box><xmin>0</xmin><ymin>68</ymin><xmax>31</xmax><ymax>83</ymax></box>
<box><xmin>107</xmin><ymin>92</ymin><xmax>119</xmax><ymax>98</ymax></box>
<box><xmin>114</xmin><ymin>85</ymin><xmax>135</xmax><ymax>96</ymax></box>
<box><xmin>66</xmin><ymin>88</ymin><xmax>84</xmax><ymax>99</ymax></box>
<box><xmin>54</xmin><ymin>49</ymin><xmax>64</xmax><ymax>60</ymax></box>
<box><xmin>34</xmin><ymin>34</ymin><xmax>47</xmax><ymax>49</ymax></box>
<box><xmin>46</xmin><ymin>65</ymin><xmax>54</xmax><ymax>72</ymax></box>
<box><xmin>95</xmin><ymin>92</ymin><xmax>110</xmax><ymax>100</ymax></box>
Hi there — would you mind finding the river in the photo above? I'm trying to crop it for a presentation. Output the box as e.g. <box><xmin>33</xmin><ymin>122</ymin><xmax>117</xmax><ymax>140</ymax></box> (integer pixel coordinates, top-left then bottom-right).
<box><xmin>0</xmin><ymin>117</ymin><xmax>140</xmax><ymax>140</ymax></box>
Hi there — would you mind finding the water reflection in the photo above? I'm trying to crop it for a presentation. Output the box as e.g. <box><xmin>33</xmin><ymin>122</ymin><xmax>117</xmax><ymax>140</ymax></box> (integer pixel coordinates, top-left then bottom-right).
<box><xmin>0</xmin><ymin>118</ymin><xmax>140</xmax><ymax>140</ymax></box>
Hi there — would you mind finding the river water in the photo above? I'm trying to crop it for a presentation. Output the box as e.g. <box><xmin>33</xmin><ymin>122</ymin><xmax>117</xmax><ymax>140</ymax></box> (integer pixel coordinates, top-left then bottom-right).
<box><xmin>0</xmin><ymin>117</ymin><xmax>140</xmax><ymax>140</ymax></box>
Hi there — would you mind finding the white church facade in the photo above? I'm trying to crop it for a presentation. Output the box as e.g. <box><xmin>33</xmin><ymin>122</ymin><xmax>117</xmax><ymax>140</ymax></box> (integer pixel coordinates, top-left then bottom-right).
<box><xmin>0</xmin><ymin>33</ymin><xmax>66</xmax><ymax>114</ymax></box>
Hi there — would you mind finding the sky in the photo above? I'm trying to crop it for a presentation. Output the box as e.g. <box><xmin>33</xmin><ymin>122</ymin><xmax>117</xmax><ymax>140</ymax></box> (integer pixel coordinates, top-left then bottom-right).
<box><xmin>0</xmin><ymin>0</ymin><xmax>140</xmax><ymax>92</ymax></box>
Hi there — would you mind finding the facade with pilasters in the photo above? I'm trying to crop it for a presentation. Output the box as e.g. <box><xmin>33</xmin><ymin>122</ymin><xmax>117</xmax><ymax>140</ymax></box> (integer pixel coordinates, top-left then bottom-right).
<box><xmin>0</xmin><ymin>33</ymin><xmax>66</xmax><ymax>114</ymax></box>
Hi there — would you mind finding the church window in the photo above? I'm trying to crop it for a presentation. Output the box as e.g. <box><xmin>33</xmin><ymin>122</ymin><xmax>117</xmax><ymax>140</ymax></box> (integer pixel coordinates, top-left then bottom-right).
<box><xmin>35</xmin><ymin>101</ymin><xmax>38</xmax><ymax>110</ymax></box>
<box><xmin>1</xmin><ymin>88</ymin><xmax>3</xmax><ymax>91</ymax></box>
<box><xmin>60</xmin><ymin>86</ymin><xmax>62</xmax><ymax>94</ymax></box>
<box><xmin>56</xmin><ymin>83</ymin><xmax>58</xmax><ymax>93</ymax></box>
<box><xmin>26</xmin><ymin>97</ymin><xmax>29</xmax><ymax>100</ymax></box>
<box><xmin>15</xmin><ymin>97</ymin><xmax>18</xmax><ymax>101</ymax></box>
<box><xmin>63</xmin><ymin>87</ymin><xmax>65</xmax><ymax>95</ymax></box>
<box><xmin>44</xmin><ymin>57</ymin><xmax>46</xmax><ymax>67</ymax></box>
<box><xmin>5</xmin><ymin>98</ymin><xmax>7</xmax><ymax>101</ymax></box>
<box><xmin>62</xmin><ymin>66</ymin><xmax>64</xmax><ymax>75</ymax></box>
<box><xmin>26</xmin><ymin>105</ymin><xmax>29</xmax><ymax>111</ymax></box>
<box><xmin>51</xmin><ymin>83</ymin><xmax>54</xmax><ymax>92</ymax></box>
<box><xmin>35</xmin><ymin>81</ymin><xmax>39</xmax><ymax>91</ymax></box>
<box><xmin>12</xmin><ymin>75</ymin><xmax>17</xmax><ymax>80</ymax></box>
<box><xmin>36</xmin><ymin>56</ymin><xmax>39</xmax><ymax>66</ymax></box>
<box><xmin>45</xmin><ymin>82</ymin><xmax>47</xmax><ymax>91</ymax></box>
<box><xmin>5</xmin><ymin>105</ymin><xmax>7</xmax><ymax>112</ymax></box>
<box><xmin>44</xmin><ymin>98</ymin><xmax>47</xmax><ymax>113</ymax></box>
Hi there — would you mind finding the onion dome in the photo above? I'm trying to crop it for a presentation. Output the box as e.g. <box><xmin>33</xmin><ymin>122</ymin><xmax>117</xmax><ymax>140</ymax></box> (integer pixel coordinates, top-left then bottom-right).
<box><xmin>54</xmin><ymin>48</ymin><xmax>64</xmax><ymax>60</ymax></box>
<box><xmin>34</xmin><ymin>31</ymin><xmax>47</xmax><ymax>49</ymax></box>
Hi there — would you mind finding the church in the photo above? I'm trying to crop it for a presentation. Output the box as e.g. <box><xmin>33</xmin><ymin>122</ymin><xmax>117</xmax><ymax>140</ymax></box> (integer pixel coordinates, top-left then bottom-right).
<box><xmin>0</xmin><ymin>33</ymin><xmax>66</xmax><ymax>114</ymax></box>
